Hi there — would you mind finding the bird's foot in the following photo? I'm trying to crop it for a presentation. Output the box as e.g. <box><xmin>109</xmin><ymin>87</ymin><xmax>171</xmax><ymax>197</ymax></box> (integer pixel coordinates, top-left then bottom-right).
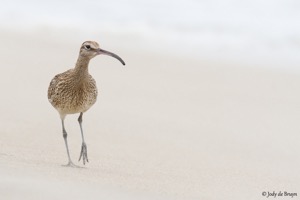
<box><xmin>78</xmin><ymin>142</ymin><xmax>89</xmax><ymax>165</ymax></box>
<box><xmin>62</xmin><ymin>161</ymin><xmax>80</xmax><ymax>168</ymax></box>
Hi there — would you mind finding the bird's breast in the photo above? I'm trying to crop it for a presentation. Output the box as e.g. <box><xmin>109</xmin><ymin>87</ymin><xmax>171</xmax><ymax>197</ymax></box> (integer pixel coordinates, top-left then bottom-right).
<box><xmin>48</xmin><ymin>76</ymin><xmax>98</xmax><ymax>115</ymax></box>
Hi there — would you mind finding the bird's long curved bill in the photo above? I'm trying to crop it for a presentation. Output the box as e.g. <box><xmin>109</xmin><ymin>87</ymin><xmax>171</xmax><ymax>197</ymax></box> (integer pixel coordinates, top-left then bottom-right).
<box><xmin>98</xmin><ymin>49</ymin><xmax>125</xmax><ymax>66</ymax></box>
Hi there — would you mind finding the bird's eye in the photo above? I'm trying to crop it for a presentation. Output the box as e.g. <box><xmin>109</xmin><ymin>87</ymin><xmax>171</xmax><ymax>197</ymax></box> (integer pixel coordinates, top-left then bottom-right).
<box><xmin>84</xmin><ymin>45</ymin><xmax>91</xmax><ymax>50</ymax></box>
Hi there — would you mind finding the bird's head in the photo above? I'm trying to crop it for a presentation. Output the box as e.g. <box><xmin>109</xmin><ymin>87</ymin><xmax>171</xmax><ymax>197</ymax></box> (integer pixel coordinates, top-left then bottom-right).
<box><xmin>79</xmin><ymin>41</ymin><xmax>125</xmax><ymax>66</ymax></box>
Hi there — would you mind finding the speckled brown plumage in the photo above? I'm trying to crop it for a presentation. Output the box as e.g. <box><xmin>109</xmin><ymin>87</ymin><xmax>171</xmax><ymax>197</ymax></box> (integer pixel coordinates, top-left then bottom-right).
<box><xmin>48</xmin><ymin>61</ymin><xmax>97</xmax><ymax>118</ymax></box>
<box><xmin>48</xmin><ymin>41</ymin><xmax>125</xmax><ymax>167</ymax></box>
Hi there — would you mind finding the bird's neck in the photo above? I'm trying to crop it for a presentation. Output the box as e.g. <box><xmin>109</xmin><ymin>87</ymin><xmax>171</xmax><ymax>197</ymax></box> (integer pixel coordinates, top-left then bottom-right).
<box><xmin>73</xmin><ymin>55</ymin><xmax>91</xmax><ymax>83</ymax></box>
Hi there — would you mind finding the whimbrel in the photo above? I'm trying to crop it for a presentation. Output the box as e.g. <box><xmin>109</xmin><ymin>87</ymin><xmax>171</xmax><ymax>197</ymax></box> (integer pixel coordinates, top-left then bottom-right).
<box><xmin>48</xmin><ymin>41</ymin><xmax>125</xmax><ymax>166</ymax></box>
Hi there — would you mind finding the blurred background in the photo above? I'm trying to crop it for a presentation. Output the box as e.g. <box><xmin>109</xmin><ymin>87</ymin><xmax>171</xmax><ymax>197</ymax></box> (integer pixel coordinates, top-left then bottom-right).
<box><xmin>1</xmin><ymin>0</ymin><xmax>300</xmax><ymax>70</ymax></box>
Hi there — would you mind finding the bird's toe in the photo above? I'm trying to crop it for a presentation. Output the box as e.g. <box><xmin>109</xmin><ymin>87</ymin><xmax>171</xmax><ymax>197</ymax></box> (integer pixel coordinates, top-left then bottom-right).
<box><xmin>79</xmin><ymin>143</ymin><xmax>89</xmax><ymax>165</ymax></box>
<box><xmin>62</xmin><ymin>161</ymin><xmax>80</xmax><ymax>168</ymax></box>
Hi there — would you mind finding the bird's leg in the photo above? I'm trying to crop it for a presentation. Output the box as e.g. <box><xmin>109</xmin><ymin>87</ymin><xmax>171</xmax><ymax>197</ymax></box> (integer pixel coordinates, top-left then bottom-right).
<box><xmin>61</xmin><ymin>119</ymin><xmax>77</xmax><ymax>167</ymax></box>
<box><xmin>78</xmin><ymin>112</ymin><xmax>89</xmax><ymax>164</ymax></box>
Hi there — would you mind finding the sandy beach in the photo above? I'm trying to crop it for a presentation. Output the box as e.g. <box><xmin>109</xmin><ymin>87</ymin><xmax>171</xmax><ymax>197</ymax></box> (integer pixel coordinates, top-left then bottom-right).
<box><xmin>0</xmin><ymin>29</ymin><xmax>299</xmax><ymax>200</ymax></box>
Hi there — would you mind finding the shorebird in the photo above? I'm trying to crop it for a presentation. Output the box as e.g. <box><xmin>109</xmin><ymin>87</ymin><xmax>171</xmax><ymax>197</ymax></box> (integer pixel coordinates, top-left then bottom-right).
<box><xmin>48</xmin><ymin>41</ymin><xmax>125</xmax><ymax>166</ymax></box>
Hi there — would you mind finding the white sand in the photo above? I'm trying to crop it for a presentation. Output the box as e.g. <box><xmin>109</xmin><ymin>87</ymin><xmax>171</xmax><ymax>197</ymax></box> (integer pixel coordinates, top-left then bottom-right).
<box><xmin>0</xmin><ymin>30</ymin><xmax>299</xmax><ymax>200</ymax></box>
